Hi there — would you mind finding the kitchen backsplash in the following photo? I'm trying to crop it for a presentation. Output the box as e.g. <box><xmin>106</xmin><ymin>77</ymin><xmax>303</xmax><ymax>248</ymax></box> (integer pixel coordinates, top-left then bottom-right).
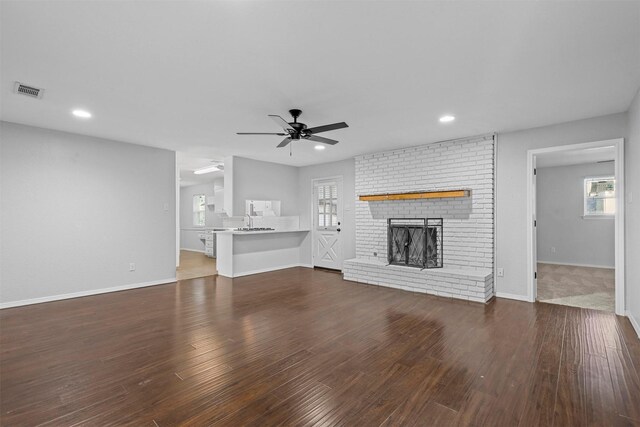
<box><xmin>222</xmin><ymin>215</ymin><xmax>300</xmax><ymax>230</ymax></box>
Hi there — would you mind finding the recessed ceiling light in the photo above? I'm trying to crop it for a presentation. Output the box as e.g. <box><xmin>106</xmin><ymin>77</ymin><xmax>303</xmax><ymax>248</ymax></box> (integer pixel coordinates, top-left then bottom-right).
<box><xmin>72</xmin><ymin>109</ymin><xmax>92</xmax><ymax>118</ymax></box>
<box><xmin>314</xmin><ymin>145</ymin><xmax>326</xmax><ymax>151</ymax></box>
<box><xmin>194</xmin><ymin>165</ymin><xmax>221</xmax><ymax>175</ymax></box>
<box><xmin>439</xmin><ymin>115</ymin><xmax>455</xmax><ymax>123</ymax></box>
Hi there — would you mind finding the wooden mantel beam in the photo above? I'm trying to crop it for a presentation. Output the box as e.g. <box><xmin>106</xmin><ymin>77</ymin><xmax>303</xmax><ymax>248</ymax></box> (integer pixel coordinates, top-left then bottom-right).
<box><xmin>358</xmin><ymin>189</ymin><xmax>470</xmax><ymax>201</ymax></box>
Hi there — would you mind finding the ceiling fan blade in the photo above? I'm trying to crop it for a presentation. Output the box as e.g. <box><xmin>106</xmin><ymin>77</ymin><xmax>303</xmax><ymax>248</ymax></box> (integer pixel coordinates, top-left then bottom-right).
<box><xmin>306</xmin><ymin>135</ymin><xmax>339</xmax><ymax>145</ymax></box>
<box><xmin>277</xmin><ymin>137</ymin><xmax>292</xmax><ymax>148</ymax></box>
<box><xmin>237</xmin><ymin>132</ymin><xmax>287</xmax><ymax>135</ymax></box>
<box><xmin>305</xmin><ymin>122</ymin><xmax>348</xmax><ymax>134</ymax></box>
<box><xmin>268</xmin><ymin>115</ymin><xmax>295</xmax><ymax>132</ymax></box>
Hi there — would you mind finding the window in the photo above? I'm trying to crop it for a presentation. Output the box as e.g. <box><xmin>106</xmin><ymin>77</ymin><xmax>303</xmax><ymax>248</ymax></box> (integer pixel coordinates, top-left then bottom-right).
<box><xmin>317</xmin><ymin>182</ymin><xmax>338</xmax><ymax>229</ymax></box>
<box><xmin>584</xmin><ymin>176</ymin><xmax>615</xmax><ymax>217</ymax></box>
<box><xmin>193</xmin><ymin>194</ymin><xmax>206</xmax><ymax>226</ymax></box>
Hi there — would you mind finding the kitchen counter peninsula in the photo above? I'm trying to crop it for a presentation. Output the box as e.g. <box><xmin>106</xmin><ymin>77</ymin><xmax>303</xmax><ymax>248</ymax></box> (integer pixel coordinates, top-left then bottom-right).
<box><xmin>214</xmin><ymin>229</ymin><xmax>311</xmax><ymax>278</ymax></box>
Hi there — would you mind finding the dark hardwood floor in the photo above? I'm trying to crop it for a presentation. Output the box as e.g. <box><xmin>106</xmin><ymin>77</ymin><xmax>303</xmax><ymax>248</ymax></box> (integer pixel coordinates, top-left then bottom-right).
<box><xmin>1</xmin><ymin>268</ymin><xmax>639</xmax><ymax>426</ymax></box>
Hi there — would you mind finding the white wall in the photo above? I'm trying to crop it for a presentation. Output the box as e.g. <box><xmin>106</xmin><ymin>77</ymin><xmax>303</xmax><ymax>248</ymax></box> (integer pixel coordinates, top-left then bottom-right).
<box><xmin>496</xmin><ymin>112</ymin><xmax>627</xmax><ymax>299</ymax></box>
<box><xmin>537</xmin><ymin>162</ymin><xmax>615</xmax><ymax>268</ymax></box>
<box><xmin>626</xmin><ymin>88</ymin><xmax>640</xmax><ymax>333</ymax></box>
<box><xmin>223</xmin><ymin>156</ymin><xmax>234</xmax><ymax>215</ymax></box>
<box><xmin>228</xmin><ymin>156</ymin><xmax>299</xmax><ymax>217</ymax></box>
<box><xmin>0</xmin><ymin>122</ymin><xmax>177</xmax><ymax>306</ymax></box>
<box><xmin>176</xmin><ymin>159</ymin><xmax>180</xmax><ymax>266</ymax></box>
<box><xmin>298</xmin><ymin>158</ymin><xmax>356</xmax><ymax>265</ymax></box>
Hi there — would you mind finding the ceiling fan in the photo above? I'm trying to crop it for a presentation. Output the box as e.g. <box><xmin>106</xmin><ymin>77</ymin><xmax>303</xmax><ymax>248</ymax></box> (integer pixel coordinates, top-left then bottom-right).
<box><xmin>237</xmin><ymin>109</ymin><xmax>348</xmax><ymax>148</ymax></box>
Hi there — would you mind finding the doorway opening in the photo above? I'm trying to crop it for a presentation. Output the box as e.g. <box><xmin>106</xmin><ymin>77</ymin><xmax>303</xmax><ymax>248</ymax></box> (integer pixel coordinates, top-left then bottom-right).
<box><xmin>527</xmin><ymin>139</ymin><xmax>625</xmax><ymax>314</ymax></box>
<box><xmin>176</xmin><ymin>153</ymin><xmax>224</xmax><ymax>280</ymax></box>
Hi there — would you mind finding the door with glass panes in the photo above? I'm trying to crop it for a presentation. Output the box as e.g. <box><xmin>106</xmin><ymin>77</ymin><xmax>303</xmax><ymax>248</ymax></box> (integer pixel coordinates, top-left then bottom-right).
<box><xmin>312</xmin><ymin>178</ymin><xmax>343</xmax><ymax>270</ymax></box>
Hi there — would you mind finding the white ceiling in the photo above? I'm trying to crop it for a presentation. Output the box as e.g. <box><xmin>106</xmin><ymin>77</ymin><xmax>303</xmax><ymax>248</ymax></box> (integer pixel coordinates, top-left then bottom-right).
<box><xmin>176</xmin><ymin>153</ymin><xmax>223</xmax><ymax>187</ymax></box>
<box><xmin>536</xmin><ymin>146</ymin><xmax>616</xmax><ymax>168</ymax></box>
<box><xmin>1</xmin><ymin>1</ymin><xmax>639</xmax><ymax>167</ymax></box>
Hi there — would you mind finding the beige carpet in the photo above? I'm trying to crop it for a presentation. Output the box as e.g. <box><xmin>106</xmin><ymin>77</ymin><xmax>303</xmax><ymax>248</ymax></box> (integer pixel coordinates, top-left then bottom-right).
<box><xmin>176</xmin><ymin>250</ymin><xmax>217</xmax><ymax>280</ymax></box>
<box><xmin>537</xmin><ymin>263</ymin><xmax>614</xmax><ymax>312</ymax></box>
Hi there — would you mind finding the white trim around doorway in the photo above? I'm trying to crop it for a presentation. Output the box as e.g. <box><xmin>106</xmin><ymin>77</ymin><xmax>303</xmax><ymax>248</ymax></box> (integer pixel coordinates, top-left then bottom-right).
<box><xmin>526</xmin><ymin>138</ymin><xmax>625</xmax><ymax>315</ymax></box>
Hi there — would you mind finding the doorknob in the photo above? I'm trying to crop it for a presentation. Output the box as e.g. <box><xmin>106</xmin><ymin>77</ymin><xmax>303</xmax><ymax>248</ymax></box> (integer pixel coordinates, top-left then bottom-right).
<box><xmin>337</xmin><ymin>228</ymin><xmax>341</xmax><ymax>232</ymax></box>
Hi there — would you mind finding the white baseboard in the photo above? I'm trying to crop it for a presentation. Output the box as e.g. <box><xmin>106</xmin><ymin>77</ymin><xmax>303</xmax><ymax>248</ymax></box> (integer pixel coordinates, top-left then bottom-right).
<box><xmin>0</xmin><ymin>277</ymin><xmax>177</xmax><ymax>309</ymax></box>
<box><xmin>496</xmin><ymin>292</ymin><xmax>532</xmax><ymax>302</ymax></box>
<box><xmin>627</xmin><ymin>311</ymin><xmax>640</xmax><ymax>339</ymax></box>
<box><xmin>537</xmin><ymin>261</ymin><xmax>614</xmax><ymax>269</ymax></box>
<box><xmin>180</xmin><ymin>248</ymin><xmax>206</xmax><ymax>254</ymax></box>
<box><xmin>224</xmin><ymin>263</ymin><xmax>313</xmax><ymax>278</ymax></box>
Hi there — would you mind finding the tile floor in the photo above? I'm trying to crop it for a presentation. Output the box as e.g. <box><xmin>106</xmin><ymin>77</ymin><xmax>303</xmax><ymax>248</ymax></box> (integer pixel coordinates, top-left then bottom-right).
<box><xmin>176</xmin><ymin>250</ymin><xmax>217</xmax><ymax>280</ymax></box>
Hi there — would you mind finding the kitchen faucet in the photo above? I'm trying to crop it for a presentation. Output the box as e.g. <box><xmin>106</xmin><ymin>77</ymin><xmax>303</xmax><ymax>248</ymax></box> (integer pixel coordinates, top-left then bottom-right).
<box><xmin>245</xmin><ymin>214</ymin><xmax>253</xmax><ymax>229</ymax></box>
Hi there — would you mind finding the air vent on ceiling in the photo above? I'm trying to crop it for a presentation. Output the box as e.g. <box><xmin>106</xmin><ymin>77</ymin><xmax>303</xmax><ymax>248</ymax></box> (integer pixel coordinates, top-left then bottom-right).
<box><xmin>14</xmin><ymin>82</ymin><xmax>44</xmax><ymax>99</ymax></box>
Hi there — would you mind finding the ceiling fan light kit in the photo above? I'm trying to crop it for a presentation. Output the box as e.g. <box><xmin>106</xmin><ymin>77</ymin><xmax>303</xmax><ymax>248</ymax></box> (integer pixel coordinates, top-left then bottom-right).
<box><xmin>237</xmin><ymin>108</ymin><xmax>348</xmax><ymax>154</ymax></box>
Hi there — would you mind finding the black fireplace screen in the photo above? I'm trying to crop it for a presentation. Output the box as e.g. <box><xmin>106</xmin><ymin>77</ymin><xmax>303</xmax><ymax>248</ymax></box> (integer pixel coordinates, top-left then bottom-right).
<box><xmin>388</xmin><ymin>218</ymin><xmax>443</xmax><ymax>269</ymax></box>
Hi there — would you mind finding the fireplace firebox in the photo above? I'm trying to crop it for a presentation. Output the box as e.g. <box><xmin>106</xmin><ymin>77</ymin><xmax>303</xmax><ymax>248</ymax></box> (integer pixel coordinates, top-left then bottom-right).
<box><xmin>387</xmin><ymin>218</ymin><xmax>443</xmax><ymax>269</ymax></box>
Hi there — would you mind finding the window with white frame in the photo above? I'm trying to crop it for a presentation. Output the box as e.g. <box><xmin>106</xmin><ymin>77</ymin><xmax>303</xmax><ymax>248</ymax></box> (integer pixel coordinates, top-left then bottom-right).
<box><xmin>193</xmin><ymin>194</ymin><xmax>206</xmax><ymax>226</ymax></box>
<box><xmin>316</xmin><ymin>182</ymin><xmax>338</xmax><ymax>229</ymax></box>
<box><xmin>584</xmin><ymin>176</ymin><xmax>615</xmax><ymax>217</ymax></box>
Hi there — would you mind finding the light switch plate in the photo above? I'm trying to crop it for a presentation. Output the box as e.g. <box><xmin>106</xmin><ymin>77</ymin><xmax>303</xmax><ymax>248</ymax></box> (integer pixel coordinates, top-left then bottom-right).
<box><xmin>497</xmin><ymin>268</ymin><xmax>504</xmax><ymax>277</ymax></box>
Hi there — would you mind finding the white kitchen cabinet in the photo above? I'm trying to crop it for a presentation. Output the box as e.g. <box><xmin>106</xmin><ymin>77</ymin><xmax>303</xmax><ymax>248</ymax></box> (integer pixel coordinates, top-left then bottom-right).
<box><xmin>204</xmin><ymin>230</ymin><xmax>216</xmax><ymax>258</ymax></box>
<box><xmin>213</xmin><ymin>188</ymin><xmax>224</xmax><ymax>213</ymax></box>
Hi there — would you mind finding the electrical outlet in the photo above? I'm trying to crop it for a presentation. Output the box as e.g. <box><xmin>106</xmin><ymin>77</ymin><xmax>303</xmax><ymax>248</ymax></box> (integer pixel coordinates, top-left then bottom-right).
<box><xmin>163</xmin><ymin>203</ymin><xmax>169</xmax><ymax>211</ymax></box>
<box><xmin>497</xmin><ymin>268</ymin><xmax>504</xmax><ymax>277</ymax></box>
<box><xmin>551</xmin><ymin>247</ymin><xmax>556</xmax><ymax>253</ymax></box>
<box><xmin>129</xmin><ymin>263</ymin><xmax>136</xmax><ymax>272</ymax></box>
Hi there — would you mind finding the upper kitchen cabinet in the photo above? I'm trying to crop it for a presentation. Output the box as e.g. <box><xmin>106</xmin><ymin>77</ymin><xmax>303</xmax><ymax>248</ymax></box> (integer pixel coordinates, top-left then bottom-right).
<box><xmin>246</xmin><ymin>200</ymin><xmax>281</xmax><ymax>217</ymax></box>
<box><xmin>209</xmin><ymin>178</ymin><xmax>225</xmax><ymax>213</ymax></box>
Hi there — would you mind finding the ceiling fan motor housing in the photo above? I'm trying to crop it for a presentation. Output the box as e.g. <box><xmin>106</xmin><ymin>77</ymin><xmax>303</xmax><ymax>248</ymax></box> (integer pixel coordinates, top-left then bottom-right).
<box><xmin>288</xmin><ymin>109</ymin><xmax>306</xmax><ymax>139</ymax></box>
<box><xmin>289</xmin><ymin>122</ymin><xmax>306</xmax><ymax>131</ymax></box>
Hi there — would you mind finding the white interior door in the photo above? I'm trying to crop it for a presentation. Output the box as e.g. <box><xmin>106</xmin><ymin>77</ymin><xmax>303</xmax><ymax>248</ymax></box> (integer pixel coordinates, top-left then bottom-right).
<box><xmin>312</xmin><ymin>178</ymin><xmax>343</xmax><ymax>270</ymax></box>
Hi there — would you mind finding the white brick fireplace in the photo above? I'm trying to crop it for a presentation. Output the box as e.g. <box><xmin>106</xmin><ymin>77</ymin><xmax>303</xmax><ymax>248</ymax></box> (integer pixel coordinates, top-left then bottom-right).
<box><xmin>343</xmin><ymin>134</ymin><xmax>495</xmax><ymax>303</ymax></box>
